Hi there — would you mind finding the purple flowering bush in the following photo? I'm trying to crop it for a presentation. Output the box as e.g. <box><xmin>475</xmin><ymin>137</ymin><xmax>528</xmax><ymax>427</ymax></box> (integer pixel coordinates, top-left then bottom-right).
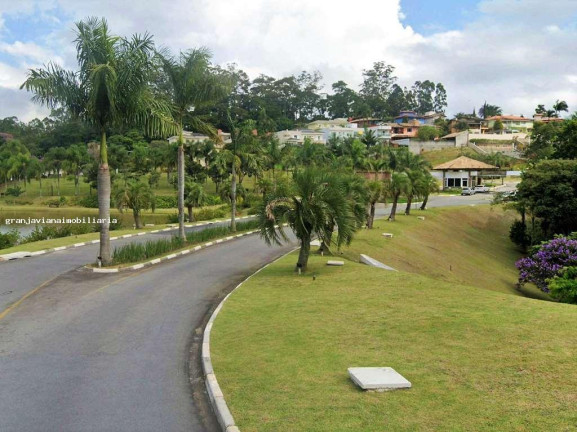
<box><xmin>516</xmin><ymin>235</ymin><xmax>577</xmax><ymax>300</ymax></box>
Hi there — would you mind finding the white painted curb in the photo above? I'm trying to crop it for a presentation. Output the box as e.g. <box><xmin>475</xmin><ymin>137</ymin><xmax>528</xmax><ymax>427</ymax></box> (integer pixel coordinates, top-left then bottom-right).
<box><xmin>202</xmin><ymin>246</ymin><xmax>297</xmax><ymax>432</ymax></box>
<box><xmin>0</xmin><ymin>216</ymin><xmax>257</xmax><ymax>262</ymax></box>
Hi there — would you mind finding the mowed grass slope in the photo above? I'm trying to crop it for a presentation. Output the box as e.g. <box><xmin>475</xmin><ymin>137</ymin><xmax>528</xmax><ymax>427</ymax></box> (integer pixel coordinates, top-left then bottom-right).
<box><xmin>342</xmin><ymin>205</ymin><xmax>545</xmax><ymax>298</ymax></box>
<box><xmin>211</xmin><ymin>207</ymin><xmax>576</xmax><ymax>431</ymax></box>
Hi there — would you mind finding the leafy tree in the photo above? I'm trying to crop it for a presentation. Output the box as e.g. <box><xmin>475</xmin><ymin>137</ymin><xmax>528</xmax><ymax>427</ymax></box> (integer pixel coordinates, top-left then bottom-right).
<box><xmin>548</xmin><ymin>266</ymin><xmax>577</xmax><ymax>304</ymax></box>
<box><xmin>360</xmin><ymin>61</ymin><xmax>397</xmax><ymax>118</ymax></box>
<box><xmin>493</xmin><ymin>119</ymin><xmax>504</xmax><ymax>132</ymax></box>
<box><xmin>517</xmin><ymin>160</ymin><xmax>577</xmax><ymax>236</ymax></box>
<box><xmin>416</xmin><ymin>125</ymin><xmax>439</xmax><ymax>141</ymax></box>
<box><xmin>158</xmin><ymin>47</ymin><xmax>230</xmax><ymax>240</ymax></box>
<box><xmin>258</xmin><ymin>169</ymin><xmax>359</xmax><ymax>271</ymax></box>
<box><xmin>64</xmin><ymin>143</ymin><xmax>90</xmax><ymax>195</ymax></box>
<box><xmin>114</xmin><ymin>180</ymin><xmax>155</xmax><ymax>229</ymax></box>
<box><xmin>535</xmin><ymin>104</ymin><xmax>546</xmax><ymax>115</ymax></box>
<box><xmin>44</xmin><ymin>147</ymin><xmax>67</xmax><ymax>196</ymax></box>
<box><xmin>22</xmin><ymin>17</ymin><xmax>175</xmax><ymax>265</ymax></box>
<box><xmin>327</xmin><ymin>80</ymin><xmax>359</xmax><ymax>118</ymax></box>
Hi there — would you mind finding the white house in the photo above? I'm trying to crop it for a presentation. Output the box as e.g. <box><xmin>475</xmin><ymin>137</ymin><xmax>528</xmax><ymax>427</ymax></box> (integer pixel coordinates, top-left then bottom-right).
<box><xmin>275</xmin><ymin>129</ymin><xmax>326</xmax><ymax>146</ymax></box>
<box><xmin>167</xmin><ymin>130</ymin><xmax>231</xmax><ymax>148</ymax></box>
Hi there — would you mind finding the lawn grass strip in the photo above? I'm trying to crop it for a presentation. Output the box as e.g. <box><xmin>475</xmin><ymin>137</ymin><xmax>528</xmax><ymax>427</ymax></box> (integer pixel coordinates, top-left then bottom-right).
<box><xmin>202</xmin><ymin>247</ymin><xmax>298</xmax><ymax>432</ymax></box>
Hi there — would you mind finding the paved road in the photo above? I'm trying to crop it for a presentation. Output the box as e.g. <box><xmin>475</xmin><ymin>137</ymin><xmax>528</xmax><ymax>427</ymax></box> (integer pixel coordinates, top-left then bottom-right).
<box><xmin>0</xmin><ymin>219</ymin><xmax>253</xmax><ymax>313</ymax></box>
<box><xmin>0</xmin><ymin>233</ymin><xmax>297</xmax><ymax>432</ymax></box>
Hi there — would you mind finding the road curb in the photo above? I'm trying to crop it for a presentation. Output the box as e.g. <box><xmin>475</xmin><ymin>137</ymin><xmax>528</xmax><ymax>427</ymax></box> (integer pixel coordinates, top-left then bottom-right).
<box><xmin>84</xmin><ymin>229</ymin><xmax>262</xmax><ymax>273</ymax></box>
<box><xmin>202</xmin><ymin>246</ymin><xmax>297</xmax><ymax>432</ymax></box>
<box><xmin>0</xmin><ymin>216</ymin><xmax>255</xmax><ymax>262</ymax></box>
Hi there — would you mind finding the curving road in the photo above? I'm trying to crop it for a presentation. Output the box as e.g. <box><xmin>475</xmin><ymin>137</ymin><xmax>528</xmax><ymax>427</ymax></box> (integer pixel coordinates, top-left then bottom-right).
<box><xmin>0</xmin><ymin>232</ymin><xmax>297</xmax><ymax>432</ymax></box>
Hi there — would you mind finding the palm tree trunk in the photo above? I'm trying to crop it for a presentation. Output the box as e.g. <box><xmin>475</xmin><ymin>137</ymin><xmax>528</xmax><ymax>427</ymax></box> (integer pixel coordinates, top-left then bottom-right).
<box><xmin>133</xmin><ymin>209</ymin><xmax>142</xmax><ymax>229</ymax></box>
<box><xmin>75</xmin><ymin>173</ymin><xmax>80</xmax><ymax>196</ymax></box>
<box><xmin>98</xmin><ymin>130</ymin><xmax>112</xmax><ymax>266</ymax></box>
<box><xmin>297</xmin><ymin>234</ymin><xmax>311</xmax><ymax>272</ymax></box>
<box><xmin>57</xmin><ymin>171</ymin><xmax>60</xmax><ymax>197</ymax></box>
<box><xmin>405</xmin><ymin>195</ymin><xmax>413</xmax><ymax>215</ymax></box>
<box><xmin>389</xmin><ymin>193</ymin><xmax>400</xmax><ymax>221</ymax></box>
<box><xmin>231</xmin><ymin>158</ymin><xmax>237</xmax><ymax>232</ymax></box>
<box><xmin>188</xmin><ymin>205</ymin><xmax>194</xmax><ymax>222</ymax></box>
<box><xmin>368</xmin><ymin>202</ymin><xmax>376</xmax><ymax>228</ymax></box>
<box><xmin>420</xmin><ymin>194</ymin><xmax>429</xmax><ymax>210</ymax></box>
<box><xmin>177</xmin><ymin>129</ymin><xmax>185</xmax><ymax>240</ymax></box>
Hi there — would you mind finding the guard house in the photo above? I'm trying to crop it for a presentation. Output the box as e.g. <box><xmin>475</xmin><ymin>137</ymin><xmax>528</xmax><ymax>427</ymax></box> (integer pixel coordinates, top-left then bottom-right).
<box><xmin>433</xmin><ymin>156</ymin><xmax>499</xmax><ymax>190</ymax></box>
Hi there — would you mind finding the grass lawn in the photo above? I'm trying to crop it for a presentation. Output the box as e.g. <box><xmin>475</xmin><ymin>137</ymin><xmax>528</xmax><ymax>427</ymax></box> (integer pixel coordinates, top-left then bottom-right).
<box><xmin>210</xmin><ymin>206</ymin><xmax>576</xmax><ymax>431</ymax></box>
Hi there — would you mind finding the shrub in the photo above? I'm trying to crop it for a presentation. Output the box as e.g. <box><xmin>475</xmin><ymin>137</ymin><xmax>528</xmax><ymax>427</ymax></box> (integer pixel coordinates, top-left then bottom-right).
<box><xmin>155</xmin><ymin>195</ymin><xmax>178</xmax><ymax>209</ymax></box>
<box><xmin>516</xmin><ymin>235</ymin><xmax>577</xmax><ymax>294</ymax></box>
<box><xmin>0</xmin><ymin>229</ymin><xmax>20</xmax><ymax>249</ymax></box>
<box><xmin>509</xmin><ymin>220</ymin><xmax>530</xmax><ymax>250</ymax></box>
<box><xmin>194</xmin><ymin>206</ymin><xmax>228</xmax><ymax>221</ymax></box>
<box><xmin>45</xmin><ymin>197</ymin><xmax>68</xmax><ymax>207</ymax></box>
<box><xmin>6</xmin><ymin>186</ymin><xmax>23</xmax><ymax>197</ymax></box>
<box><xmin>77</xmin><ymin>195</ymin><xmax>99</xmax><ymax>208</ymax></box>
<box><xmin>548</xmin><ymin>266</ymin><xmax>577</xmax><ymax>304</ymax></box>
<box><xmin>166</xmin><ymin>213</ymin><xmax>179</xmax><ymax>223</ymax></box>
<box><xmin>204</xmin><ymin>194</ymin><xmax>222</xmax><ymax>206</ymax></box>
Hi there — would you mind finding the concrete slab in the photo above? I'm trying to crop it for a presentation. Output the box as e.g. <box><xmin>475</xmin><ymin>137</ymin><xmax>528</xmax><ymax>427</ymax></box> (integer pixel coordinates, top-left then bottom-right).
<box><xmin>310</xmin><ymin>239</ymin><xmax>321</xmax><ymax>246</ymax></box>
<box><xmin>327</xmin><ymin>260</ymin><xmax>344</xmax><ymax>266</ymax></box>
<box><xmin>417</xmin><ymin>216</ymin><xmax>425</xmax><ymax>220</ymax></box>
<box><xmin>348</xmin><ymin>367</ymin><xmax>411</xmax><ymax>391</ymax></box>
<box><xmin>359</xmin><ymin>254</ymin><xmax>397</xmax><ymax>271</ymax></box>
<box><xmin>382</xmin><ymin>233</ymin><xmax>394</xmax><ymax>238</ymax></box>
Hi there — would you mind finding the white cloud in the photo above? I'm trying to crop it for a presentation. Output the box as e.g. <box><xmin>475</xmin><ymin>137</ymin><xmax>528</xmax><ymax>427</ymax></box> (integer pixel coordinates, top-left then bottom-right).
<box><xmin>0</xmin><ymin>0</ymin><xmax>576</xmax><ymax>121</ymax></box>
<box><xmin>0</xmin><ymin>41</ymin><xmax>63</xmax><ymax>65</ymax></box>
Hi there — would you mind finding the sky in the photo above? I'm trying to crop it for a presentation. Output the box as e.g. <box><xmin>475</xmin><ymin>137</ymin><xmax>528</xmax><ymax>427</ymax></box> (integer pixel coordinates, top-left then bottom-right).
<box><xmin>0</xmin><ymin>0</ymin><xmax>576</xmax><ymax>123</ymax></box>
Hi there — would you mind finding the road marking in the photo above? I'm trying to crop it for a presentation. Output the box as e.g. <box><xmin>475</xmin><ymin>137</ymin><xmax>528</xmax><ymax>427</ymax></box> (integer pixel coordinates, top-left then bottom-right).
<box><xmin>0</xmin><ymin>274</ymin><xmax>60</xmax><ymax>321</ymax></box>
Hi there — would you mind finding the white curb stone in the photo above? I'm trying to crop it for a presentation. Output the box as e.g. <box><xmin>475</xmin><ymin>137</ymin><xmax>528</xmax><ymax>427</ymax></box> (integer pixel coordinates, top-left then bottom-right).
<box><xmin>327</xmin><ymin>260</ymin><xmax>344</xmax><ymax>266</ymax></box>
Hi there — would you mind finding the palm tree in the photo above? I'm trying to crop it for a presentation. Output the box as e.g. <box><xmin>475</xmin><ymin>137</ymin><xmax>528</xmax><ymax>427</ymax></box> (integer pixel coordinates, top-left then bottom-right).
<box><xmin>387</xmin><ymin>172</ymin><xmax>410</xmax><ymax>221</ymax></box>
<box><xmin>158</xmin><ymin>48</ymin><xmax>230</xmax><ymax>240</ymax></box>
<box><xmin>553</xmin><ymin>100</ymin><xmax>569</xmax><ymax>117</ymax></box>
<box><xmin>184</xmin><ymin>180</ymin><xmax>206</xmax><ymax>222</ymax></box>
<box><xmin>114</xmin><ymin>180</ymin><xmax>155</xmax><ymax>229</ymax></box>
<box><xmin>366</xmin><ymin>180</ymin><xmax>384</xmax><ymax>229</ymax></box>
<box><xmin>258</xmin><ymin>168</ymin><xmax>358</xmax><ymax>272</ymax></box>
<box><xmin>22</xmin><ymin>17</ymin><xmax>175</xmax><ymax>265</ymax></box>
<box><xmin>419</xmin><ymin>173</ymin><xmax>440</xmax><ymax>210</ymax></box>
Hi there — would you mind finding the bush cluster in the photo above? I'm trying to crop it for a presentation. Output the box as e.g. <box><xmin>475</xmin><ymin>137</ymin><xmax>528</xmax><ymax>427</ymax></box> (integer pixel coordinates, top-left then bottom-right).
<box><xmin>0</xmin><ymin>229</ymin><xmax>20</xmax><ymax>249</ymax></box>
<box><xmin>111</xmin><ymin>219</ymin><xmax>259</xmax><ymax>265</ymax></box>
<box><xmin>516</xmin><ymin>234</ymin><xmax>577</xmax><ymax>304</ymax></box>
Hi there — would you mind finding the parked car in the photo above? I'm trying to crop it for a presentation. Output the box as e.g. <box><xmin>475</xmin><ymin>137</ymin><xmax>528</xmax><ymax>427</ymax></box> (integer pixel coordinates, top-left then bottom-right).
<box><xmin>474</xmin><ymin>185</ymin><xmax>490</xmax><ymax>193</ymax></box>
<box><xmin>461</xmin><ymin>187</ymin><xmax>476</xmax><ymax>196</ymax></box>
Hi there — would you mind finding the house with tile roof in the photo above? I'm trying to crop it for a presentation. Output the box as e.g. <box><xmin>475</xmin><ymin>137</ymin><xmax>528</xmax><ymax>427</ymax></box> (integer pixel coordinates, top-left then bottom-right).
<box><xmin>433</xmin><ymin>156</ymin><xmax>501</xmax><ymax>190</ymax></box>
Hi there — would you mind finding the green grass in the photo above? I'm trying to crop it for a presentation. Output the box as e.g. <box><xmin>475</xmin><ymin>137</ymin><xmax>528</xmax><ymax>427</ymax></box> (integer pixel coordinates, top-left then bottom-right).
<box><xmin>342</xmin><ymin>206</ymin><xmax>545</xmax><ymax>298</ymax></box>
<box><xmin>210</xmin><ymin>206</ymin><xmax>576</xmax><ymax>431</ymax></box>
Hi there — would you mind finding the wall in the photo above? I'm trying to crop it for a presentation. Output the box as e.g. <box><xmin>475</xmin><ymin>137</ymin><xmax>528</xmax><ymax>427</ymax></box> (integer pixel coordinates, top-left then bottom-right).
<box><xmin>409</xmin><ymin>140</ymin><xmax>457</xmax><ymax>155</ymax></box>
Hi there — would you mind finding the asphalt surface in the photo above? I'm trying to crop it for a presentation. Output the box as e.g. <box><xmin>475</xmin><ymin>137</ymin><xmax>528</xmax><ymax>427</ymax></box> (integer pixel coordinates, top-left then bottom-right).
<box><xmin>0</xmin><ymin>232</ymin><xmax>297</xmax><ymax>432</ymax></box>
<box><xmin>0</xmin><ymin>219</ymin><xmax>253</xmax><ymax>313</ymax></box>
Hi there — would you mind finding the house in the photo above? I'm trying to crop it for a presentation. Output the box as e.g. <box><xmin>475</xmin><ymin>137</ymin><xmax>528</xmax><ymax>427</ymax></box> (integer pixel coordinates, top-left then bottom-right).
<box><xmin>322</xmin><ymin>126</ymin><xmax>363</xmax><ymax>142</ymax></box>
<box><xmin>484</xmin><ymin>115</ymin><xmax>533</xmax><ymax>133</ymax></box>
<box><xmin>275</xmin><ymin>129</ymin><xmax>326</xmax><ymax>146</ymax></box>
<box><xmin>433</xmin><ymin>156</ymin><xmax>501</xmax><ymax>190</ymax></box>
<box><xmin>390</xmin><ymin>120</ymin><xmax>423</xmax><ymax>139</ymax></box>
<box><xmin>0</xmin><ymin>132</ymin><xmax>14</xmax><ymax>141</ymax></box>
<box><xmin>449</xmin><ymin>116</ymin><xmax>484</xmax><ymax>134</ymax></box>
<box><xmin>348</xmin><ymin>117</ymin><xmax>380</xmax><ymax>128</ymax></box>
<box><xmin>167</xmin><ymin>130</ymin><xmax>231</xmax><ymax>148</ymax></box>
<box><xmin>393</xmin><ymin>110</ymin><xmax>425</xmax><ymax>124</ymax></box>
<box><xmin>366</xmin><ymin>124</ymin><xmax>392</xmax><ymax>141</ymax></box>
<box><xmin>307</xmin><ymin>118</ymin><xmax>351</xmax><ymax>130</ymax></box>
<box><xmin>533</xmin><ymin>114</ymin><xmax>564</xmax><ymax>124</ymax></box>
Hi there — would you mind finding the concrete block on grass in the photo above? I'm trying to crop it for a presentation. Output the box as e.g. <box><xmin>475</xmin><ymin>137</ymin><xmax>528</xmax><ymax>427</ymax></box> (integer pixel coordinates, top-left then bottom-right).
<box><xmin>382</xmin><ymin>233</ymin><xmax>394</xmax><ymax>238</ymax></box>
<box><xmin>327</xmin><ymin>260</ymin><xmax>344</xmax><ymax>266</ymax></box>
<box><xmin>417</xmin><ymin>216</ymin><xmax>425</xmax><ymax>220</ymax></box>
<box><xmin>348</xmin><ymin>367</ymin><xmax>411</xmax><ymax>391</ymax></box>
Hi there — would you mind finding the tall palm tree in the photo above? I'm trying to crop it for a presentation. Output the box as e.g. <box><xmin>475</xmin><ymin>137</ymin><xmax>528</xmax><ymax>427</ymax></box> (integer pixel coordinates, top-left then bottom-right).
<box><xmin>258</xmin><ymin>168</ymin><xmax>357</xmax><ymax>272</ymax></box>
<box><xmin>419</xmin><ymin>173</ymin><xmax>440</xmax><ymax>210</ymax></box>
<box><xmin>366</xmin><ymin>180</ymin><xmax>384</xmax><ymax>229</ymax></box>
<box><xmin>22</xmin><ymin>17</ymin><xmax>175</xmax><ymax>265</ymax></box>
<box><xmin>158</xmin><ymin>48</ymin><xmax>231</xmax><ymax>239</ymax></box>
